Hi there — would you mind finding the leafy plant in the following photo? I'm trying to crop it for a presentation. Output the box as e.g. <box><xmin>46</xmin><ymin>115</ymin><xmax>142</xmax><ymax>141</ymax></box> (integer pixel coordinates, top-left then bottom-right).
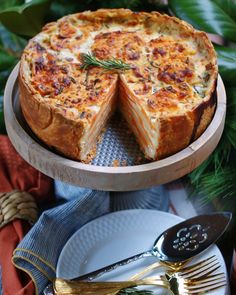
<box><xmin>0</xmin><ymin>0</ymin><xmax>52</xmax><ymax>37</ymax></box>
<box><xmin>169</xmin><ymin>0</ymin><xmax>236</xmax><ymax>42</ymax></box>
<box><xmin>48</xmin><ymin>0</ymin><xmax>168</xmax><ymax>20</ymax></box>
<box><xmin>0</xmin><ymin>95</ymin><xmax>5</xmax><ymax>134</ymax></box>
<box><xmin>48</xmin><ymin>0</ymin><xmax>91</xmax><ymax>20</ymax></box>
<box><xmin>215</xmin><ymin>46</ymin><xmax>236</xmax><ymax>85</ymax></box>
<box><xmin>118</xmin><ymin>287</ymin><xmax>153</xmax><ymax>294</ymax></box>
<box><xmin>169</xmin><ymin>0</ymin><xmax>236</xmax><ymax>212</ymax></box>
<box><xmin>0</xmin><ymin>24</ymin><xmax>26</xmax><ymax>133</ymax></box>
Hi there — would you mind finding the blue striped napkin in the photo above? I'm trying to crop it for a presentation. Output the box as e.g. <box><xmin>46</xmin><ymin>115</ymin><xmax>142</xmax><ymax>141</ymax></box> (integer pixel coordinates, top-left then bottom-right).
<box><xmin>12</xmin><ymin>188</ymin><xmax>109</xmax><ymax>295</ymax></box>
<box><xmin>111</xmin><ymin>186</ymin><xmax>169</xmax><ymax>212</ymax></box>
<box><xmin>54</xmin><ymin>181</ymin><xmax>93</xmax><ymax>201</ymax></box>
<box><xmin>11</xmin><ymin>181</ymin><xmax>169</xmax><ymax>295</ymax></box>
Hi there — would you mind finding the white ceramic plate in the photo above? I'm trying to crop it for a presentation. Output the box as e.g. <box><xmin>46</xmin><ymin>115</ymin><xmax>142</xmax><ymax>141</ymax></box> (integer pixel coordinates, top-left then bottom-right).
<box><xmin>57</xmin><ymin>209</ymin><xmax>229</xmax><ymax>294</ymax></box>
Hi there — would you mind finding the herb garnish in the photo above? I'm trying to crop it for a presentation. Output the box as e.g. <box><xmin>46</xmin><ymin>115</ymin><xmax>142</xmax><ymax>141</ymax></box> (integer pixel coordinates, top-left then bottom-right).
<box><xmin>118</xmin><ymin>287</ymin><xmax>154</xmax><ymax>294</ymax></box>
<box><xmin>80</xmin><ymin>53</ymin><xmax>132</xmax><ymax>71</ymax></box>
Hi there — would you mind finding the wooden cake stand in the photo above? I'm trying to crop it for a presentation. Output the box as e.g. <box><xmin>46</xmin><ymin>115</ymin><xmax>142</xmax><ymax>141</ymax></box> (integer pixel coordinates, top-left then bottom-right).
<box><xmin>4</xmin><ymin>63</ymin><xmax>226</xmax><ymax>191</ymax></box>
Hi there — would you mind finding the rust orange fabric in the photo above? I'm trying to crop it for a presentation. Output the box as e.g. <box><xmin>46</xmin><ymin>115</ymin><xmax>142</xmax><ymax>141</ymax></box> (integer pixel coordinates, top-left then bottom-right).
<box><xmin>0</xmin><ymin>135</ymin><xmax>54</xmax><ymax>295</ymax></box>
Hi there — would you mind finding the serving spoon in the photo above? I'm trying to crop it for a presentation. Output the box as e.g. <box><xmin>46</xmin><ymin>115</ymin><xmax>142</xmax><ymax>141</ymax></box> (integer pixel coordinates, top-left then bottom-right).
<box><xmin>44</xmin><ymin>212</ymin><xmax>231</xmax><ymax>294</ymax></box>
<box><xmin>74</xmin><ymin>212</ymin><xmax>231</xmax><ymax>281</ymax></box>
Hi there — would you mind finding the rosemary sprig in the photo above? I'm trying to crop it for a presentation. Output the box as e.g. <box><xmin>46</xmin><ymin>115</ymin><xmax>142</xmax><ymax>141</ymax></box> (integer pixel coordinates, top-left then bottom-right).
<box><xmin>118</xmin><ymin>287</ymin><xmax>154</xmax><ymax>295</ymax></box>
<box><xmin>80</xmin><ymin>52</ymin><xmax>132</xmax><ymax>71</ymax></box>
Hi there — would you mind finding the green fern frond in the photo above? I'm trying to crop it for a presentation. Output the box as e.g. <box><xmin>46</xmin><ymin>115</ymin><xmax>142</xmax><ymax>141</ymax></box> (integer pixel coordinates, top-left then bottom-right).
<box><xmin>189</xmin><ymin>87</ymin><xmax>236</xmax><ymax>187</ymax></box>
<box><xmin>118</xmin><ymin>287</ymin><xmax>153</xmax><ymax>294</ymax></box>
<box><xmin>199</xmin><ymin>165</ymin><xmax>236</xmax><ymax>206</ymax></box>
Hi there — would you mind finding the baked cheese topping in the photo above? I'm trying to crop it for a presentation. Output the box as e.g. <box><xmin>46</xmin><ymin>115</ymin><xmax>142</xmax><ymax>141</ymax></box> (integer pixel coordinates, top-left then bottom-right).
<box><xmin>24</xmin><ymin>40</ymin><xmax>118</xmax><ymax>121</ymax></box>
<box><xmin>23</xmin><ymin>10</ymin><xmax>216</xmax><ymax>118</ymax></box>
<box><xmin>91</xmin><ymin>31</ymin><xmax>145</xmax><ymax>62</ymax></box>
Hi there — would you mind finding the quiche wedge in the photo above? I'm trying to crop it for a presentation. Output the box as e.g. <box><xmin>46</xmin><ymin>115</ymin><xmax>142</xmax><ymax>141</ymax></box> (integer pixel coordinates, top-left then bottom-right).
<box><xmin>19</xmin><ymin>9</ymin><xmax>218</xmax><ymax>162</ymax></box>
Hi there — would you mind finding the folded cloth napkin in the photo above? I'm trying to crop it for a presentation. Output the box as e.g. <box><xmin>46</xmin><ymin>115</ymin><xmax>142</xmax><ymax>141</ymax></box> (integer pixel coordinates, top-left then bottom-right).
<box><xmin>13</xmin><ymin>190</ymin><xmax>109</xmax><ymax>295</ymax></box>
<box><xmin>1</xmin><ymin>138</ymin><xmax>169</xmax><ymax>295</ymax></box>
<box><xmin>0</xmin><ymin>136</ymin><xmax>53</xmax><ymax>200</ymax></box>
<box><xmin>10</xmin><ymin>182</ymin><xmax>169</xmax><ymax>295</ymax></box>
<box><xmin>54</xmin><ymin>180</ymin><xmax>92</xmax><ymax>201</ymax></box>
<box><xmin>110</xmin><ymin>186</ymin><xmax>169</xmax><ymax>211</ymax></box>
<box><xmin>0</xmin><ymin>135</ymin><xmax>54</xmax><ymax>295</ymax></box>
<box><xmin>55</xmin><ymin>180</ymin><xmax>169</xmax><ymax>211</ymax></box>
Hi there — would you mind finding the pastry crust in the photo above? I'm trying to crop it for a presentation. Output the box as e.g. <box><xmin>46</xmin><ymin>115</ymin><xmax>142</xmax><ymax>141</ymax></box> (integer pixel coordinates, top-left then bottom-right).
<box><xmin>19</xmin><ymin>9</ymin><xmax>218</xmax><ymax>162</ymax></box>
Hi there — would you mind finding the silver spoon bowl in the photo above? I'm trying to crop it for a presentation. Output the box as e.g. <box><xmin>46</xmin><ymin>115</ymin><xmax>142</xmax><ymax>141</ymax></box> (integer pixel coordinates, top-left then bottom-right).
<box><xmin>74</xmin><ymin>212</ymin><xmax>231</xmax><ymax>281</ymax></box>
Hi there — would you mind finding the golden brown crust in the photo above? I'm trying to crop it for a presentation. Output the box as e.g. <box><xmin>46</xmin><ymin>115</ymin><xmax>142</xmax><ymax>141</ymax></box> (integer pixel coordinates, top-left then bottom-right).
<box><xmin>157</xmin><ymin>114</ymin><xmax>194</xmax><ymax>159</ymax></box>
<box><xmin>155</xmin><ymin>99</ymin><xmax>216</xmax><ymax>160</ymax></box>
<box><xmin>19</xmin><ymin>8</ymin><xmax>218</xmax><ymax>162</ymax></box>
<box><xmin>19</xmin><ymin>65</ymin><xmax>84</xmax><ymax>160</ymax></box>
<box><xmin>192</xmin><ymin>87</ymin><xmax>217</xmax><ymax>141</ymax></box>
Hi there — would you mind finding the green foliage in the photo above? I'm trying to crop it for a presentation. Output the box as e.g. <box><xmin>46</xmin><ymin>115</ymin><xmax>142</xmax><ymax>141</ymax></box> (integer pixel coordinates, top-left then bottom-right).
<box><xmin>0</xmin><ymin>95</ymin><xmax>5</xmax><ymax>134</ymax></box>
<box><xmin>118</xmin><ymin>287</ymin><xmax>153</xmax><ymax>294</ymax></box>
<box><xmin>189</xmin><ymin>86</ymin><xmax>236</xmax><ymax>209</ymax></box>
<box><xmin>215</xmin><ymin>46</ymin><xmax>236</xmax><ymax>85</ymax></box>
<box><xmin>48</xmin><ymin>0</ymin><xmax>90</xmax><ymax>20</ymax></box>
<box><xmin>191</xmin><ymin>165</ymin><xmax>236</xmax><ymax>207</ymax></box>
<box><xmin>48</xmin><ymin>0</ymin><xmax>167</xmax><ymax>20</ymax></box>
<box><xmin>224</xmin><ymin>88</ymin><xmax>236</xmax><ymax>149</ymax></box>
<box><xmin>170</xmin><ymin>0</ymin><xmax>236</xmax><ymax>211</ymax></box>
<box><xmin>92</xmin><ymin>0</ymin><xmax>142</xmax><ymax>9</ymax></box>
<box><xmin>0</xmin><ymin>24</ymin><xmax>26</xmax><ymax>52</ymax></box>
<box><xmin>0</xmin><ymin>50</ymin><xmax>15</xmax><ymax>71</ymax></box>
<box><xmin>213</xmin><ymin>0</ymin><xmax>236</xmax><ymax>23</ymax></box>
<box><xmin>48</xmin><ymin>0</ymin><xmax>152</xmax><ymax>22</ymax></box>
<box><xmin>0</xmin><ymin>24</ymin><xmax>26</xmax><ymax>91</ymax></box>
<box><xmin>0</xmin><ymin>24</ymin><xmax>26</xmax><ymax>134</ymax></box>
<box><xmin>169</xmin><ymin>0</ymin><xmax>236</xmax><ymax>42</ymax></box>
<box><xmin>0</xmin><ymin>0</ymin><xmax>52</xmax><ymax>36</ymax></box>
<box><xmin>0</xmin><ymin>1</ymin><xmax>23</xmax><ymax>11</ymax></box>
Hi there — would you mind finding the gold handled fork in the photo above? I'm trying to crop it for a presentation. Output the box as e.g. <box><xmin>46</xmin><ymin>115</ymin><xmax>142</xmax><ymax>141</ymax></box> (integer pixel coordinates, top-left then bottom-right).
<box><xmin>167</xmin><ymin>272</ymin><xmax>226</xmax><ymax>295</ymax></box>
<box><xmin>104</xmin><ymin>255</ymin><xmax>226</xmax><ymax>295</ymax></box>
<box><xmin>130</xmin><ymin>255</ymin><xmax>220</xmax><ymax>280</ymax></box>
<box><xmin>54</xmin><ymin>272</ymin><xmax>226</xmax><ymax>295</ymax></box>
<box><xmin>53</xmin><ymin>255</ymin><xmax>226</xmax><ymax>295</ymax></box>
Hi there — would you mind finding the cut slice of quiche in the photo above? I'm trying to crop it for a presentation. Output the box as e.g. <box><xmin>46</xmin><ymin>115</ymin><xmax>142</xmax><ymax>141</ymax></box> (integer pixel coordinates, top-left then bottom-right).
<box><xmin>19</xmin><ymin>9</ymin><xmax>217</xmax><ymax>162</ymax></box>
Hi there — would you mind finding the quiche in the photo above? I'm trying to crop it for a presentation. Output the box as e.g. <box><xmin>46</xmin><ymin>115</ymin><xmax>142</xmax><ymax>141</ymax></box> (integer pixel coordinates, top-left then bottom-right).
<box><xmin>19</xmin><ymin>9</ymin><xmax>218</xmax><ymax>162</ymax></box>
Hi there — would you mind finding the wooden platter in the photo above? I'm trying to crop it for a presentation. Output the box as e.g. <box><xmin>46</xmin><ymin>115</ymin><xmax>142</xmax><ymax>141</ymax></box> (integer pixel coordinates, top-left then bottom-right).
<box><xmin>4</xmin><ymin>63</ymin><xmax>226</xmax><ymax>191</ymax></box>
